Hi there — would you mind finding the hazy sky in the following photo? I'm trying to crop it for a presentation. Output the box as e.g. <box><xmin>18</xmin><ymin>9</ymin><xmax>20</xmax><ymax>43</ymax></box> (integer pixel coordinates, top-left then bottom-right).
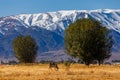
<box><xmin>0</xmin><ymin>0</ymin><xmax>120</xmax><ymax>17</ymax></box>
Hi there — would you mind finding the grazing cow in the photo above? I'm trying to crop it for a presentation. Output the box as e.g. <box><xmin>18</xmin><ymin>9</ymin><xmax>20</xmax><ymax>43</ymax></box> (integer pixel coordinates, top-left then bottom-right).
<box><xmin>49</xmin><ymin>62</ymin><xmax>59</xmax><ymax>71</ymax></box>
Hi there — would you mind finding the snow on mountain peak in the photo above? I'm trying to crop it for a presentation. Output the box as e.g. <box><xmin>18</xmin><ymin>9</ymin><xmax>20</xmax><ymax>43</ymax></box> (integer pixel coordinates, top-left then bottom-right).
<box><xmin>13</xmin><ymin>9</ymin><xmax>120</xmax><ymax>33</ymax></box>
<box><xmin>1</xmin><ymin>9</ymin><xmax>120</xmax><ymax>33</ymax></box>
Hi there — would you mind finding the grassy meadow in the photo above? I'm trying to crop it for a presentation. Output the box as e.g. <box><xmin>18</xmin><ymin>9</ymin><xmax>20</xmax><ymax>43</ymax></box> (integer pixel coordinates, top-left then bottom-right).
<box><xmin>0</xmin><ymin>64</ymin><xmax>120</xmax><ymax>80</ymax></box>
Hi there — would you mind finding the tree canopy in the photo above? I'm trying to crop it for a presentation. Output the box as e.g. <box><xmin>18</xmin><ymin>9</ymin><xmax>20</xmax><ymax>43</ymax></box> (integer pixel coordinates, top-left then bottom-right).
<box><xmin>64</xmin><ymin>18</ymin><xmax>113</xmax><ymax>66</ymax></box>
<box><xmin>13</xmin><ymin>35</ymin><xmax>38</xmax><ymax>63</ymax></box>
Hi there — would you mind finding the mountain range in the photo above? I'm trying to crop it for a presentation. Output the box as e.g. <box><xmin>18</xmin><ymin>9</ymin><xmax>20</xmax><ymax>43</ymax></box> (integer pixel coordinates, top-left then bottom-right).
<box><xmin>0</xmin><ymin>9</ymin><xmax>120</xmax><ymax>62</ymax></box>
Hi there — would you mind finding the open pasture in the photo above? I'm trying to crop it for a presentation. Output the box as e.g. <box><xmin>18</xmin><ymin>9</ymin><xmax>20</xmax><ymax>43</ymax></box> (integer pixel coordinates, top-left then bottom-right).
<box><xmin>0</xmin><ymin>64</ymin><xmax>120</xmax><ymax>80</ymax></box>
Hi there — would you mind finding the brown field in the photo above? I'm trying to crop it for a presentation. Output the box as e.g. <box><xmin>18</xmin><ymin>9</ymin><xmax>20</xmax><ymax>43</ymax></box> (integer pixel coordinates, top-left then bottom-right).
<box><xmin>0</xmin><ymin>64</ymin><xmax>120</xmax><ymax>80</ymax></box>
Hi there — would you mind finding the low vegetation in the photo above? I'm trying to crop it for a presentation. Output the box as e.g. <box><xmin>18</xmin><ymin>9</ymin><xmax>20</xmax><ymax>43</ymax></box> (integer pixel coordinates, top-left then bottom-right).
<box><xmin>0</xmin><ymin>64</ymin><xmax>120</xmax><ymax>80</ymax></box>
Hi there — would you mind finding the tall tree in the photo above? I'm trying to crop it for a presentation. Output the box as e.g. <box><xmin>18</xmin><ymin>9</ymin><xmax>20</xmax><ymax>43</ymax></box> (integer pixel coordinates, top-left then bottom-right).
<box><xmin>13</xmin><ymin>35</ymin><xmax>38</xmax><ymax>63</ymax></box>
<box><xmin>89</xmin><ymin>26</ymin><xmax>113</xmax><ymax>65</ymax></box>
<box><xmin>64</xmin><ymin>18</ymin><xmax>113</xmax><ymax>66</ymax></box>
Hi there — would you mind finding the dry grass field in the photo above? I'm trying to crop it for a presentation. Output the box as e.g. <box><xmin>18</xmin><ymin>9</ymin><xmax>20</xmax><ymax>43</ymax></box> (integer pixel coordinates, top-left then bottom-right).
<box><xmin>0</xmin><ymin>64</ymin><xmax>120</xmax><ymax>80</ymax></box>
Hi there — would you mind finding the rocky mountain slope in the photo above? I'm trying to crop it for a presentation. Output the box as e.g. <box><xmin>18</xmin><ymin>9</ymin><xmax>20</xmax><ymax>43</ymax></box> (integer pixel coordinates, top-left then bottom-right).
<box><xmin>0</xmin><ymin>9</ymin><xmax>120</xmax><ymax>61</ymax></box>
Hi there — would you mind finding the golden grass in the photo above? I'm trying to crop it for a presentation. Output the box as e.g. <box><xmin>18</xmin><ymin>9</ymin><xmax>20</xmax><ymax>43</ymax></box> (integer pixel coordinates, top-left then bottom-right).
<box><xmin>0</xmin><ymin>64</ymin><xmax>120</xmax><ymax>80</ymax></box>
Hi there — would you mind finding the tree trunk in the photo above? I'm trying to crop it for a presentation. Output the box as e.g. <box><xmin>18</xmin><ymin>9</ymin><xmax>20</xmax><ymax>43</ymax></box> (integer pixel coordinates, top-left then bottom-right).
<box><xmin>98</xmin><ymin>60</ymin><xmax>101</xmax><ymax>66</ymax></box>
<box><xmin>85</xmin><ymin>60</ymin><xmax>90</xmax><ymax>67</ymax></box>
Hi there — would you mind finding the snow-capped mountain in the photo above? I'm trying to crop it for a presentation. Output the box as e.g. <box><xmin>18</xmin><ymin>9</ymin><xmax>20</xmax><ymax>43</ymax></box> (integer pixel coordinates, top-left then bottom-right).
<box><xmin>16</xmin><ymin>9</ymin><xmax>120</xmax><ymax>33</ymax></box>
<box><xmin>0</xmin><ymin>9</ymin><xmax>120</xmax><ymax>61</ymax></box>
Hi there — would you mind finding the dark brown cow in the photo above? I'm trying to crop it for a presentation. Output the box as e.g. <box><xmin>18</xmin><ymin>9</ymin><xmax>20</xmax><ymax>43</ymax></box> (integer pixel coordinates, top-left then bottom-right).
<box><xmin>49</xmin><ymin>62</ymin><xmax>59</xmax><ymax>71</ymax></box>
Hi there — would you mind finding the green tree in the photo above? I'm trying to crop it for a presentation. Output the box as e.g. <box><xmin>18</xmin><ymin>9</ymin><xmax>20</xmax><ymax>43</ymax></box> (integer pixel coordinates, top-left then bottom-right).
<box><xmin>13</xmin><ymin>35</ymin><xmax>38</xmax><ymax>63</ymax></box>
<box><xmin>88</xmin><ymin>26</ymin><xmax>113</xmax><ymax>65</ymax></box>
<box><xmin>64</xmin><ymin>18</ymin><xmax>113</xmax><ymax>66</ymax></box>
